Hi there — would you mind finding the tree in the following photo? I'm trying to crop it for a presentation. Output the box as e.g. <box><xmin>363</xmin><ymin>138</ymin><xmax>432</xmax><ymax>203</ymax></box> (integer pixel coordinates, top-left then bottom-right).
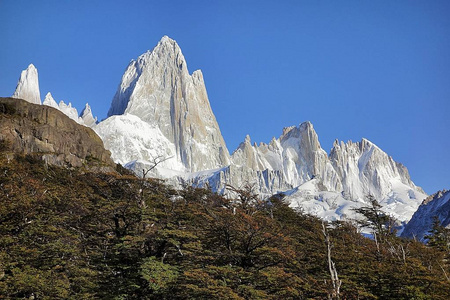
<box><xmin>322</xmin><ymin>222</ymin><xmax>341</xmax><ymax>300</ymax></box>
<box><xmin>353</xmin><ymin>195</ymin><xmax>397</xmax><ymax>242</ymax></box>
<box><xmin>426</xmin><ymin>216</ymin><xmax>450</xmax><ymax>256</ymax></box>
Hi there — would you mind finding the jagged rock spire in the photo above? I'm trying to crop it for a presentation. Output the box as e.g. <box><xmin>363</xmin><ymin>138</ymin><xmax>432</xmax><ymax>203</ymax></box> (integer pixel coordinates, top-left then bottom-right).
<box><xmin>43</xmin><ymin>92</ymin><xmax>59</xmax><ymax>109</ymax></box>
<box><xmin>12</xmin><ymin>64</ymin><xmax>41</xmax><ymax>104</ymax></box>
<box><xmin>80</xmin><ymin>103</ymin><xmax>97</xmax><ymax>127</ymax></box>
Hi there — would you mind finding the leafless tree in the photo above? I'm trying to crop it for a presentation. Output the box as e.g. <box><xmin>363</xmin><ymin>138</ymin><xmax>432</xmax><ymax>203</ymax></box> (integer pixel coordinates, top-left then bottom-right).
<box><xmin>322</xmin><ymin>222</ymin><xmax>341</xmax><ymax>300</ymax></box>
<box><xmin>138</xmin><ymin>154</ymin><xmax>172</xmax><ymax>208</ymax></box>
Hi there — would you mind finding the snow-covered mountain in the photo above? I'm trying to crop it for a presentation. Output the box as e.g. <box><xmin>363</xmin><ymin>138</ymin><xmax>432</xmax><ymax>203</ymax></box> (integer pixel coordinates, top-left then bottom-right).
<box><xmin>98</xmin><ymin>36</ymin><xmax>230</xmax><ymax>173</ymax></box>
<box><xmin>92</xmin><ymin>36</ymin><xmax>427</xmax><ymax>225</ymax></box>
<box><xmin>229</xmin><ymin>122</ymin><xmax>341</xmax><ymax>193</ymax></box>
<box><xmin>401</xmin><ymin>190</ymin><xmax>450</xmax><ymax>241</ymax></box>
<box><xmin>9</xmin><ymin>38</ymin><xmax>429</xmax><ymax>227</ymax></box>
<box><xmin>12</xmin><ymin>67</ymin><xmax>97</xmax><ymax>128</ymax></box>
<box><xmin>12</xmin><ymin>64</ymin><xmax>41</xmax><ymax>105</ymax></box>
<box><xmin>185</xmin><ymin>122</ymin><xmax>426</xmax><ymax>223</ymax></box>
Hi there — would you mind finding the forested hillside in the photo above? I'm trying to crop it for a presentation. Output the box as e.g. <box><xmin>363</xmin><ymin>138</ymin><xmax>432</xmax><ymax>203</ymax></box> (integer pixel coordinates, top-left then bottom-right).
<box><xmin>0</xmin><ymin>145</ymin><xmax>449</xmax><ymax>299</ymax></box>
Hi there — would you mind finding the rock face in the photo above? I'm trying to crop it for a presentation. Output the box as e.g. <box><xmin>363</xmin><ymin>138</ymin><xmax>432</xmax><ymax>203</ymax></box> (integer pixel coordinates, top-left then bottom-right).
<box><xmin>329</xmin><ymin>138</ymin><xmax>422</xmax><ymax>201</ymax></box>
<box><xmin>228</xmin><ymin>122</ymin><xmax>341</xmax><ymax>193</ymax></box>
<box><xmin>102</xmin><ymin>36</ymin><xmax>230</xmax><ymax>173</ymax></box>
<box><xmin>0</xmin><ymin>97</ymin><xmax>114</xmax><ymax>169</ymax></box>
<box><xmin>12</xmin><ymin>64</ymin><xmax>41</xmax><ymax>105</ymax></box>
<box><xmin>401</xmin><ymin>190</ymin><xmax>450</xmax><ymax>241</ymax></box>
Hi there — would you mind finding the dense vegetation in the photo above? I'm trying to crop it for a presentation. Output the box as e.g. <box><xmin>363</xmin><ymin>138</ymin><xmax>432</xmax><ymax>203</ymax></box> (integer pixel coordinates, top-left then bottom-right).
<box><xmin>0</xmin><ymin>148</ymin><xmax>449</xmax><ymax>299</ymax></box>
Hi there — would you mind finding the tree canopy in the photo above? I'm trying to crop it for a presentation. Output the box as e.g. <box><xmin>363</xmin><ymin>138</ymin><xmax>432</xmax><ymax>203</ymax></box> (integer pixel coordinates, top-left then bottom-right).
<box><xmin>1</xmin><ymin>151</ymin><xmax>449</xmax><ymax>299</ymax></box>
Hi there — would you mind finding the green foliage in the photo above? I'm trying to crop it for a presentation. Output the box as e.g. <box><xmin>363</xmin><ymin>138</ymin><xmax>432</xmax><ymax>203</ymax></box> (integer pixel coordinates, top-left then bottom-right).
<box><xmin>425</xmin><ymin>216</ymin><xmax>450</xmax><ymax>254</ymax></box>
<box><xmin>140</xmin><ymin>257</ymin><xmax>178</xmax><ymax>293</ymax></box>
<box><xmin>1</xmin><ymin>155</ymin><xmax>450</xmax><ymax>299</ymax></box>
<box><xmin>353</xmin><ymin>194</ymin><xmax>398</xmax><ymax>239</ymax></box>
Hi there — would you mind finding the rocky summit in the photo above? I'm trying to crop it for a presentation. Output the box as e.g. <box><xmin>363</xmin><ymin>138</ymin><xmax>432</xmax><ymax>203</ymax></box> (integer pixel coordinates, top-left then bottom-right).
<box><xmin>100</xmin><ymin>36</ymin><xmax>230</xmax><ymax>173</ymax></box>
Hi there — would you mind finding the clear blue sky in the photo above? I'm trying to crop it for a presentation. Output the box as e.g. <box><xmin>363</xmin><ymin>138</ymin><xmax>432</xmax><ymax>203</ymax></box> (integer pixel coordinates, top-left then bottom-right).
<box><xmin>1</xmin><ymin>0</ymin><xmax>449</xmax><ymax>194</ymax></box>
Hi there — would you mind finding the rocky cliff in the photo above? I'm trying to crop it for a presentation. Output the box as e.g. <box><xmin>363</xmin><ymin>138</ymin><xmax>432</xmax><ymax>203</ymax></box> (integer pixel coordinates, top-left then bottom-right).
<box><xmin>0</xmin><ymin>97</ymin><xmax>114</xmax><ymax>170</ymax></box>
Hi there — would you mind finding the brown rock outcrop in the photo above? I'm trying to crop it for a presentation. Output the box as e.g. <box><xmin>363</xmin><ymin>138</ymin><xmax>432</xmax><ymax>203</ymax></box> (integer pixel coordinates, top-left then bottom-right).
<box><xmin>0</xmin><ymin>97</ymin><xmax>114</xmax><ymax>169</ymax></box>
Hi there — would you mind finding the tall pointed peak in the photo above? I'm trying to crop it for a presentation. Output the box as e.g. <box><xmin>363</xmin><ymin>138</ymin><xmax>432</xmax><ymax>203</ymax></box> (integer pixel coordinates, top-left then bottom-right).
<box><xmin>43</xmin><ymin>92</ymin><xmax>59</xmax><ymax>109</ymax></box>
<box><xmin>332</xmin><ymin>139</ymin><xmax>340</xmax><ymax>149</ymax></box>
<box><xmin>299</xmin><ymin>121</ymin><xmax>313</xmax><ymax>132</ymax></box>
<box><xmin>80</xmin><ymin>103</ymin><xmax>97</xmax><ymax>127</ymax></box>
<box><xmin>12</xmin><ymin>64</ymin><xmax>41</xmax><ymax>105</ymax></box>
<box><xmin>26</xmin><ymin>63</ymin><xmax>37</xmax><ymax>72</ymax></box>
<box><xmin>104</xmin><ymin>36</ymin><xmax>230</xmax><ymax>172</ymax></box>
<box><xmin>148</xmin><ymin>35</ymin><xmax>183</xmax><ymax>57</ymax></box>
<box><xmin>80</xmin><ymin>103</ymin><xmax>92</xmax><ymax>116</ymax></box>
<box><xmin>245</xmin><ymin>134</ymin><xmax>252</xmax><ymax>144</ymax></box>
<box><xmin>159</xmin><ymin>35</ymin><xmax>175</xmax><ymax>44</ymax></box>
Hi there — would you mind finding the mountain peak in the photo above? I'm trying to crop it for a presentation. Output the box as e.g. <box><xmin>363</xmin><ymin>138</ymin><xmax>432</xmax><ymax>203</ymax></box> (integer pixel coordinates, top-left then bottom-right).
<box><xmin>43</xmin><ymin>92</ymin><xmax>58</xmax><ymax>109</ymax></box>
<box><xmin>151</xmin><ymin>35</ymin><xmax>183</xmax><ymax>57</ymax></box>
<box><xmin>358</xmin><ymin>137</ymin><xmax>381</xmax><ymax>152</ymax></box>
<box><xmin>245</xmin><ymin>134</ymin><xmax>252</xmax><ymax>144</ymax></box>
<box><xmin>26</xmin><ymin>63</ymin><xmax>37</xmax><ymax>72</ymax></box>
<box><xmin>299</xmin><ymin>121</ymin><xmax>313</xmax><ymax>131</ymax></box>
<box><xmin>159</xmin><ymin>35</ymin><xmax>176</xmax><ymax>44</ymax></box>
<box><xmin>80</xmin><ymin>103</ymin><xmax>97</xmax><ymax>127</ymax></box>
<box><xmin>101</xmin><ymin>36</ymin><xmax>230</xmax><ymax>173</ymax></box>
<box><xmin>12</xmin><ymin>64</ymin><xmax>41</xmax><ymax>105</ymax></box>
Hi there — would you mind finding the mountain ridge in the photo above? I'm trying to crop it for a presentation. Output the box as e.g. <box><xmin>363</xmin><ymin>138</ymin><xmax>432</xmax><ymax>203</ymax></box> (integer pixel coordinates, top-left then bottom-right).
<box><xmin>7</xmin><ymin>36</ymin><xmax>431</xmax><ymax>226</ymax></box>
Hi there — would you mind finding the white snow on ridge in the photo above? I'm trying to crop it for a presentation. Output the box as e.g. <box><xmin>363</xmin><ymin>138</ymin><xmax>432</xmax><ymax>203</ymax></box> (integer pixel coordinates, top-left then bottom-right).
<box><xmin>285</xmin><ymin>177</ymin><xmax>426</xmax><ymax>224</ymax></box>
<box><xmin>94</xmin><ymin>114</ymin><xmax>184</xmax><ymax>172</ymax></box>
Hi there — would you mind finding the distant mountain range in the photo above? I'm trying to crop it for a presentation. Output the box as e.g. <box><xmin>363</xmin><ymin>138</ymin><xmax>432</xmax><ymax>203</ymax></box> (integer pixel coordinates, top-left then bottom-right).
<box><xmin>9</xmin><ymin>36</ymin><xmax>440</xmax><ymax>229</ymax></box>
